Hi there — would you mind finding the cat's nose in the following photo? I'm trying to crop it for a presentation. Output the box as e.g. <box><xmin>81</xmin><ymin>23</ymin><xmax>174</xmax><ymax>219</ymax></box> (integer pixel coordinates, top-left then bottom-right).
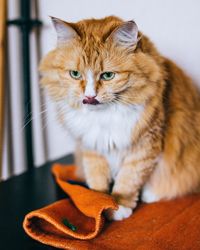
<box><xmin>83</xmin><ymin>96</ymin><xmax>99</xmax><ymax>105</ymax></box>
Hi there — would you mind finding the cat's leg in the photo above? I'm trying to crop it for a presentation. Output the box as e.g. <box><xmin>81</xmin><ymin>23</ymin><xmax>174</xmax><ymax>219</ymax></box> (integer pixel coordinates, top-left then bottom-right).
<box><xmin>83</xmin><ymin>150</ymin><xmax>111</xmax><ymax>193</ymax></box>
<box><xmin>106</xmin><ymin>137</ymin><xmax>162</xmax><ymax>220</ymax></box>
<box><xmin>74</xmin><ymin>140</ymin><xmax>86</xmax><ymax>181</ymax></box>
<box><xmin>141</xmin><ymin>183</ymin><xmax>160</xmax><ymax>203</ymax></box>
<box><xmin>106</xmin><ymin>157</ymin><xmax>157</xmax><ymax>220</ymax></box>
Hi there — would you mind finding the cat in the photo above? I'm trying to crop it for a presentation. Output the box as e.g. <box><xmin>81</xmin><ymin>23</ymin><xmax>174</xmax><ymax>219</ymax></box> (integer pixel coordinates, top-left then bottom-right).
<box><xmin>39</xmin><ymin>16</ymin><xmax>200</xmax><ymax>221</ymax></box>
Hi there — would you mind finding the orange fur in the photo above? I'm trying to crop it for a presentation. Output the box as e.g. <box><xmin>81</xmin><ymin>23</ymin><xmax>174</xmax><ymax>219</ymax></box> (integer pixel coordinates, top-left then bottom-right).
<box><xmin>39</xmin><ymin>16</ymin><xmax>200</xmax><ymax>220</ymax></box>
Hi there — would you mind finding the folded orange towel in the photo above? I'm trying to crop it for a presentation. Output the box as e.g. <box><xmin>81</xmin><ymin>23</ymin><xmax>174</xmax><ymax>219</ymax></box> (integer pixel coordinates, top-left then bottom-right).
<box><xmin>23</xmin><ymin>164</ymin><xmax>200</xmax><ymax>250</ymax></box>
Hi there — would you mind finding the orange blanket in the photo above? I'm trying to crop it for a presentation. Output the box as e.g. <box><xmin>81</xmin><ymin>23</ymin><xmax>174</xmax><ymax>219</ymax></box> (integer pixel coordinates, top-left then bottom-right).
<box><xmin>23</xmin><ymin>164</ymin><xmax>200</xmax><ymax>250</ymax></box>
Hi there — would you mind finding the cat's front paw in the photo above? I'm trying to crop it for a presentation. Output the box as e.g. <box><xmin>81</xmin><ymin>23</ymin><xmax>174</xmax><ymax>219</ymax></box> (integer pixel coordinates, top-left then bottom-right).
<box><xmin>105</xmin><ymin>205</ymin><xmax>132</xmax><ymax>221</ymax></box>
<box><xmin>141</xmin><ymin>186</ymin><xmax>159</xmax><ymax>203</ymax></box>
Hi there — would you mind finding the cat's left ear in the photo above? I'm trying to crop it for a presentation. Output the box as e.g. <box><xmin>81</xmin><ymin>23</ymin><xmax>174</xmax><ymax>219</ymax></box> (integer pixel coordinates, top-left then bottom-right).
<box><xmin>50</xmin><ymin>16</ymin><xmax>79</xmax><ymax>46</ymax></box>
<box><xmin>108</xmin><ymin>21</ymin><xmax>139</xmax><ymax>48</ymax></box>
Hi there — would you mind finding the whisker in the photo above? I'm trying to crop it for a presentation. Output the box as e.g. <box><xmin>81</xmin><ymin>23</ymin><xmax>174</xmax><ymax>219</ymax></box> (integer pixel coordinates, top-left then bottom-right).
<box><xmin>23</xmin><ymin>102</ymin><xmax>48</xmax><ymax>121</ymax></box>
<box><xmin>21</xmin><ymin>109</ymin><xmax>48</xmax><ymax>131</ymax></box>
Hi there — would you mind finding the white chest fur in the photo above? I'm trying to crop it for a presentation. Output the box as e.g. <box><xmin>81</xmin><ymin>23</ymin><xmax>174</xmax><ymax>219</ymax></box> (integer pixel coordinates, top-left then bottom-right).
<box><xmin>63</xmin><ymin>103</ymin><xmax>143</xmax><ymax>177</ymax></box>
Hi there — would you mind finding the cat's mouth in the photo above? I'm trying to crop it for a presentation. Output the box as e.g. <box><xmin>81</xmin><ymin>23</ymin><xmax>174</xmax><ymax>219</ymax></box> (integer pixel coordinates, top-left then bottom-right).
<box><xmin>82</xmin><ymin>97</ymin><xmax>100</xmax><ymax>105</ymax></box>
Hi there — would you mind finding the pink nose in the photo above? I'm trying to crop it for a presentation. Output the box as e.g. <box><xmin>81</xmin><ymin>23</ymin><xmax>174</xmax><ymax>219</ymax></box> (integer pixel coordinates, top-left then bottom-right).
<box><xmin>83</xmin><ymin>96</ymin><xmax>99</xmax><ymax>105</ymax></box>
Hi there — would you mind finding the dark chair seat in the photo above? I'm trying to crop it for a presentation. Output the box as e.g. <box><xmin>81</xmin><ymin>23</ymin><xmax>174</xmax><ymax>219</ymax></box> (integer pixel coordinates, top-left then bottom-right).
<box><xmin>0</xmin><ymin>154</ymin><xmax>74</xmax><ymax>250</ymax></box>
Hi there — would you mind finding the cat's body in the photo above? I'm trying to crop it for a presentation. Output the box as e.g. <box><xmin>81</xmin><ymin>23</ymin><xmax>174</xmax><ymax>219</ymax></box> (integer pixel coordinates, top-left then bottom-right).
<box><xmin>40</xmin><ymin>16</ymin><xmax>200</xmax><ymax>220</ymax></box>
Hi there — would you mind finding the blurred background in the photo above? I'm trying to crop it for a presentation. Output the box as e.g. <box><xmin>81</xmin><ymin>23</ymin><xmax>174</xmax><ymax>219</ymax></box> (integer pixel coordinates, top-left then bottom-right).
<box><xmin>1</xmin><ymin>0</ymin><xmax>200</xmax><ymax>180</ymax></box>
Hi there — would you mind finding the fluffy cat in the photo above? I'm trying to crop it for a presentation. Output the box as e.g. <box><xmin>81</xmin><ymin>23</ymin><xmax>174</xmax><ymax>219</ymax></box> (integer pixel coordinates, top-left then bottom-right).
<box><xmin>39</xmin><ymin>16</ymin><xmax>200</xmax><ymax>220</ymax></box>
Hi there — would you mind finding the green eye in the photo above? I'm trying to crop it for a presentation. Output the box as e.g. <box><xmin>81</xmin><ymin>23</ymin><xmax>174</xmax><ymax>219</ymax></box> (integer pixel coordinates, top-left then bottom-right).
<box><xmin>69</xmin><ymin>70</ymin><xmax>82</xmax><ymax>79</ymax></box>
<box><xmin>100</xmin><ymin>72</ymin><xmax>115</xmax><ymax>81</ymax></box>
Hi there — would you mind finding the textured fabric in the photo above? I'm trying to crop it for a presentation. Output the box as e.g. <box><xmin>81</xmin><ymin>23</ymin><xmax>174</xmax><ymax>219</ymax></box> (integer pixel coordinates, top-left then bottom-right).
<box><xmin>23</xmin><ymin>164</ymin><xmax>200</xmax><ymax>250</ymax></box>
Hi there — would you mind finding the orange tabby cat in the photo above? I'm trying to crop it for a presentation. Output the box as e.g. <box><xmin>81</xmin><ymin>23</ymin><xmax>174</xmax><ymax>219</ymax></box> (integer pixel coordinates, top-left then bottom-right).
<box><xmin>39</xmin><ymin>16</ymin><xmax>200</xmax><ymax>220</ymax></box>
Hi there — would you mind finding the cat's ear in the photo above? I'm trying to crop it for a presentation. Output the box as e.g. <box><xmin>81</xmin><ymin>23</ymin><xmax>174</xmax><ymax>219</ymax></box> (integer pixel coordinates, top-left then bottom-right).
<box><xmin>108</xmin><ymin>21</ymin><xmax>139</xmax><ymax>48</ymax></box>
<box><xmin>50</xmin><ymin>16</ymin><xmax>79</xmax><ymax>46</ymax></box>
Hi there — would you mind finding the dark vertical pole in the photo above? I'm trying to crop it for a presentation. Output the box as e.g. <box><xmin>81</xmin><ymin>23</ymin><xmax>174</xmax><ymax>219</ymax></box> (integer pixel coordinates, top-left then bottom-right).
<box><xmin>7</xmin><ymin>0</ymin><xmax>42</xmax><ymax>171</ymax></box>
<box><xmin>20</xmin><ymin>0</ymin><xmax>34</xmax><ymax>169</ymax></box>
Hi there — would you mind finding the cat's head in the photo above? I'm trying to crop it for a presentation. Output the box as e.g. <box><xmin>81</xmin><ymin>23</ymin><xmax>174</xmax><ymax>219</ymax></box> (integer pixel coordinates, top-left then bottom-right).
<box><xmin>39</xmin><ymin>16</ymin><xmax>164</xmax><ymax>110</ymax></box>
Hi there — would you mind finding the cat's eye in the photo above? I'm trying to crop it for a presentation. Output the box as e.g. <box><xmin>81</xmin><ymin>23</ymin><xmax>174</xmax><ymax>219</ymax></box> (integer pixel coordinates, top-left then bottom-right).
<box><xmin>69</xmin><ymin>70</ymin><xmax>82</xmax><ymax>80</ymax></box>
<box><xmin>100</xmin><ymin>72</ymin><xmax>115</xmax><ymax>81</ymax></box>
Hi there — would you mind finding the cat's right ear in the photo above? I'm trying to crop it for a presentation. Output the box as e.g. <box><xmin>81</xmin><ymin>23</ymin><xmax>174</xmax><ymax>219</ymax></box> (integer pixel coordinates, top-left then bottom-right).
<box><xmin>106</xmin><ymin>20</ymin><xmax>139</xmax><ymax>49</ymax></box>
<box><xmin>50</xmin><ymin>16</ymin><xmax>79</xmax><ymax>46</ymax></box>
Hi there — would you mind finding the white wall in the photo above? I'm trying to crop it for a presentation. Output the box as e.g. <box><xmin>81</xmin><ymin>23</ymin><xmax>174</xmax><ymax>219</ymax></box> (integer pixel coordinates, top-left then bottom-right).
<box><xmin>2</xmin><ymin>0</ymin><xmax>200</xmax><ymax>179</ymax></box>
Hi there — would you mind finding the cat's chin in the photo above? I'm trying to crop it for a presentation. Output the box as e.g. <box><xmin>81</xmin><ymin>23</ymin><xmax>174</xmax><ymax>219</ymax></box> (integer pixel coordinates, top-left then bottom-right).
<box><xmin>82</xmin><ymin>103</ymin><xmax>107</xmax><ymax>111</ymax></box>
